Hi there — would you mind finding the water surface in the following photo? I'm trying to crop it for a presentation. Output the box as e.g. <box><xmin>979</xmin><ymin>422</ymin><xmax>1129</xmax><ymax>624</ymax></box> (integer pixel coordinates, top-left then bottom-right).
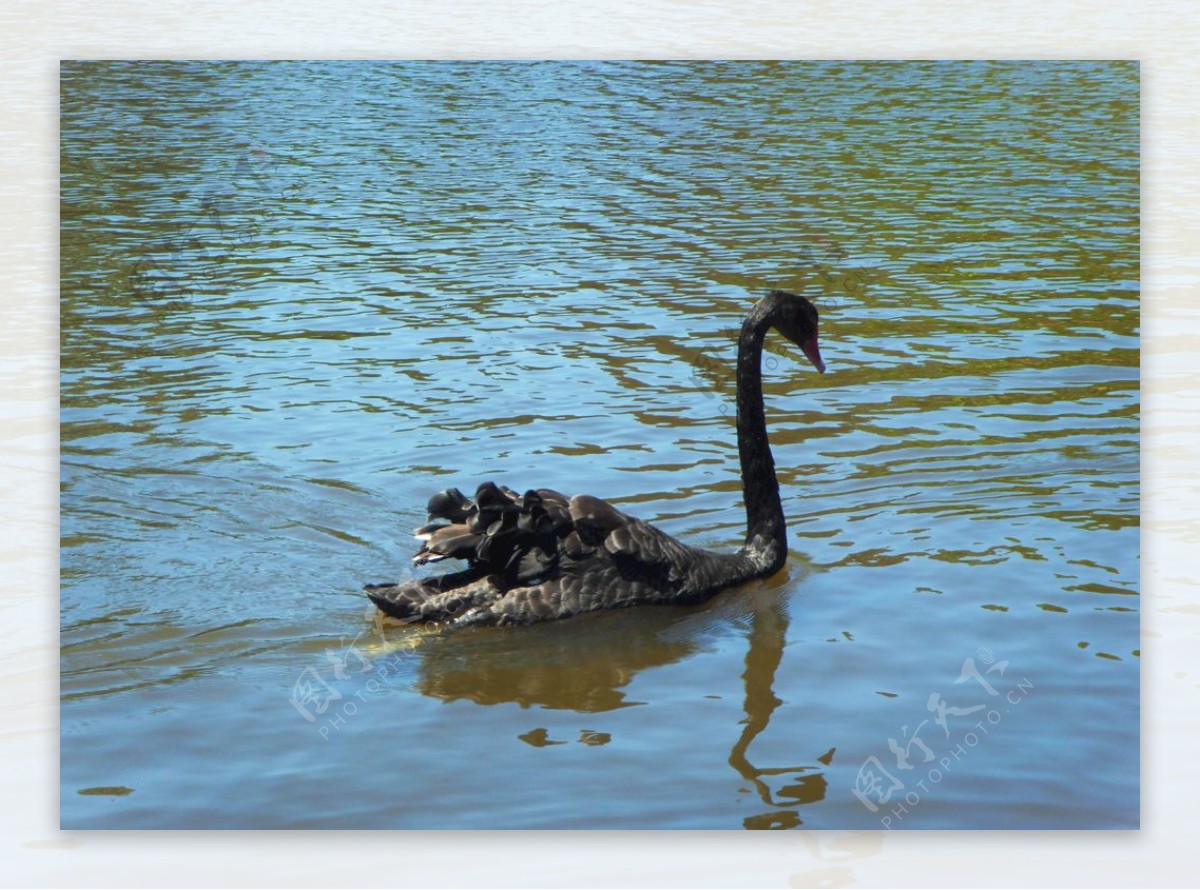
<box><xmin>60</xmin><ymin>60</ymin><xmax>1139</xmax><ymax>829</ymax></box>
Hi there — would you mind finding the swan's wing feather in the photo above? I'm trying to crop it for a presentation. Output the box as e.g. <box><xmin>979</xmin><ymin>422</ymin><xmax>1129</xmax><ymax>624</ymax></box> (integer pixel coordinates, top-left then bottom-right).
<box><xmin>568</xmin><ymin>494</ymin><xmax>686</xmax><ymax>577</ymax></box>
<box><xmin>425</xmin><ymin>487</ymin><xmax>472</xmax><ymax>523</ymax></box>
<box><xmin>372</xmin><ymin>482</ymin><xmax>698</xmax><ymax>624</ymax></box>
<box><xmin>418</xmin><ymin>486</ymin><xmax>691</xmax><ymax>578</ymax></box>
<box><xmin>410</xmin><ymin>481</ymin><xmax>572</xmax><ymax>577</ymax></box>
<box><xmin>413</xmin><ymin>523</ymin><xmax>481</xmax><ymax>565</ymax></box>
<box><xmin>568</xmin><ymin>493</ymin><xmax>627</xmax><ymax>544</ymax></box>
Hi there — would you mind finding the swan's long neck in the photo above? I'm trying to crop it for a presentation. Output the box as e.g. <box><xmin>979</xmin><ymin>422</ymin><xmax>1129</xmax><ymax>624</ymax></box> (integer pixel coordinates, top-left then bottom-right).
<box><xmin>736</xmin><ymin>299</ymin><xmax>787</xmax><ymax>575</ymax></box>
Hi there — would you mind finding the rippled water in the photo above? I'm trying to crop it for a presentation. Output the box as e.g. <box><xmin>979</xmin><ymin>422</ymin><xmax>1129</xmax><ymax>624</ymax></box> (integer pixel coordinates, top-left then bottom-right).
<box><xmin>60</xmin><ymin>61</ymin><xmax>1139</xmax><ymax>829</ymax></box>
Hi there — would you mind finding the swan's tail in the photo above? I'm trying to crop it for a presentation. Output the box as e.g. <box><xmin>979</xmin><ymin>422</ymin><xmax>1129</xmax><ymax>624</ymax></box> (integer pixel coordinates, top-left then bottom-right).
<box><xmin>364</xmin><ymin>570</ymin><xmax>495</xmax><ymax>625</ymax></box>
<box><xmin>365</xmin><ymin>572</ymin><xmax>569</xmax><ymax>627</ymax></box>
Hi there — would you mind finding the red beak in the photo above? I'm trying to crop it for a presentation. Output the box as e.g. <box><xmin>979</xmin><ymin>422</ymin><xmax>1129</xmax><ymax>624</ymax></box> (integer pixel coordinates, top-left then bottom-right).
<box><xmin>801</xmin><ymin>335</ymin><xmax>826</xmax><ymax>374</ymax></box>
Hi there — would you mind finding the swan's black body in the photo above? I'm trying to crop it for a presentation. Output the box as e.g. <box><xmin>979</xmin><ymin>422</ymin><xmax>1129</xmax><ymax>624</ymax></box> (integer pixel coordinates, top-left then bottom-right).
<box><xmin>366</xmin><ymin>290</ymin><xmax>825</xmax><ymax>627</ymax></box>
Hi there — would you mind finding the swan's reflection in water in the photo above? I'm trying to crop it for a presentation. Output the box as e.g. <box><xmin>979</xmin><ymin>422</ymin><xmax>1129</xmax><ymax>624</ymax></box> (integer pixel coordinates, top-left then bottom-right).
<box><xmin>730</xmin><ymin>584</ymin><xmax>833</xmax><ymax>829</ymax></box>
<box><xmin>390</xmin><ymin>572</ymin><xmax>832</xmax><ymax>828</ymax></box>
<box><xmin>409</xmin><ymin>606</ymin><xmax>695</xmax><ymax>712</ymax></box>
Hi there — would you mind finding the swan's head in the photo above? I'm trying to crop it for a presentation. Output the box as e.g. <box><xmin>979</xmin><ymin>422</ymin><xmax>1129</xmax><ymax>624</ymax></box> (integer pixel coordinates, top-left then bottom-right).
<box><xmin>769</xmin><ymin>290</ymin><xmax>826</xmax><ymax>374</ymax></box>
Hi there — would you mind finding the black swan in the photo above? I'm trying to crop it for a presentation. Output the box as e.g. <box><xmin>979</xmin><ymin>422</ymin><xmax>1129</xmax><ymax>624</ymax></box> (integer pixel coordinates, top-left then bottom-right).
<box><xmin>365</xmin><ymin>289</ymin><xmax>825</xmax><ymax>627</ymax></box>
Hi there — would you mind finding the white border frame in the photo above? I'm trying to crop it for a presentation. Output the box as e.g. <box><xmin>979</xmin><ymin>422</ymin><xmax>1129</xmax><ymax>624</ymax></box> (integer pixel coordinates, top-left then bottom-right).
<box><xmin>4</xmin><ymin>2</ymin><xmax>1190</xmax><ymax>886</ymax></box>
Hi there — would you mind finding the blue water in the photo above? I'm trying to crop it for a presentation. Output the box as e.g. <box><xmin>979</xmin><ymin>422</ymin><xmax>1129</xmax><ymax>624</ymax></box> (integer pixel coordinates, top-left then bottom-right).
<box><xmin>60</xmin><ymin>60</ymin><xmax>1139</xmax><ymax>829</ymax></box>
